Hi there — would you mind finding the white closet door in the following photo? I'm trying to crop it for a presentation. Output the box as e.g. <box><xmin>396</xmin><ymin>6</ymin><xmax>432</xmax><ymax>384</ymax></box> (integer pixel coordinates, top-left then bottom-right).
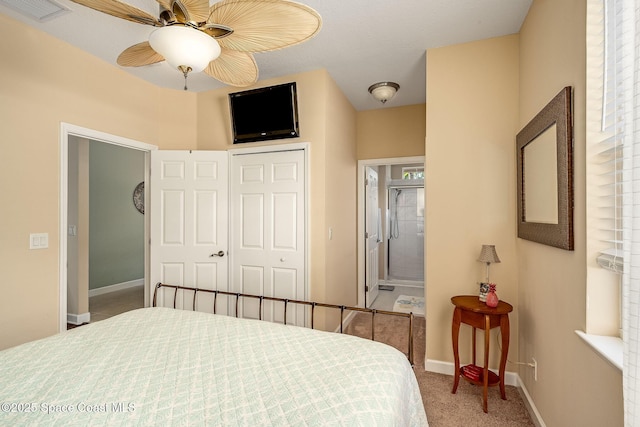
<box><xmin>231</xmin><ymin>149</ymin><xmax>306</xmax><ymax>326</ymax></box>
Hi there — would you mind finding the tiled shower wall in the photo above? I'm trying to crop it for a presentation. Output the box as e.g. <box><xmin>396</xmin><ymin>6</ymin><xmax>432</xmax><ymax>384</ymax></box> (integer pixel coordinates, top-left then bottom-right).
<box><xmin>388</xmin><ymin>187</ymin><xmax>424</xmax><ymax>281</ymax></box>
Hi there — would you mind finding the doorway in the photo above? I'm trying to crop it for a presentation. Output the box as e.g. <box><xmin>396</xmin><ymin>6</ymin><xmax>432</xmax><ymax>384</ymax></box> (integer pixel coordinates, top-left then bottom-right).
<box><xmin>59</xmin><ymin>123</ymin><xmax>156</xmax><ymax>332</ymax></box>
<box><xmin>357</xmin><ymin>156</ymin><xmax>425</xmax><ymax>312</ymax></box>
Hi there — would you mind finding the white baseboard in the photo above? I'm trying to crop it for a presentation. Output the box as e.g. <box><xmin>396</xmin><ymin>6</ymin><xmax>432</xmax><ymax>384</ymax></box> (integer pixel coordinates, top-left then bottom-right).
<box><xmin>517</xmin><ymin>376</ymin><xmax>546</xmax><ymax>427</ymax></box>
<box><xmin>67</xmin><ymin>312</ymin><xmax>90</xmax><ymax>325</ymax></box>
<box><xmin>423</xmin><ymin>358</ymin><xmax>545</xmax><ymax>426</ymax></box>
<box><xmin>424</xmin><ymin>358</ymin><xmax>518</xmax><ymax>388</ymax></box>
<box><xmin>424</xmin><ymin>358</ymin><xmax>453</xmax><ymax>375</ymax></box>
<box><xmin>89</xmin><ymin>278</ymin><xmax>144</xmax><ymax>297</ymax></box>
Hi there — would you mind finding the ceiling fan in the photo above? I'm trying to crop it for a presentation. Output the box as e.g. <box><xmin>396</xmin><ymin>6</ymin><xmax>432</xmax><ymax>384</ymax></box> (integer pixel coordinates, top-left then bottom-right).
<box><xmin>68</xmin><ymin>0</ymin><xmax>322</xmax><ymax>89</ymax></box>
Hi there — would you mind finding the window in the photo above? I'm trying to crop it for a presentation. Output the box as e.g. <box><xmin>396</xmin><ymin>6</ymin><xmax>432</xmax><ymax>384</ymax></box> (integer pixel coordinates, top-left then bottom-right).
<box><xmin>586</xmin><ymin>0</ymin><xmax>622</xmax><ymax>337</ymax></box>
<box><xmin>594</xmin><ymin>0</ymin><xmax>624</xmax><ymax>274</ymax></box>
<box><xmin>599</xmin><ymin>1</ymin><xmax>640</xmax><ymax>417</ymax></box>
<box><xmin>585</xmin><ymin>4</ymin><xmax>640</xmax><ymax>417</ymax></box>
<box><xmin>402</xmin><ymin>167</ymin><xmax>424</xmax><ymax>180</ymax></box>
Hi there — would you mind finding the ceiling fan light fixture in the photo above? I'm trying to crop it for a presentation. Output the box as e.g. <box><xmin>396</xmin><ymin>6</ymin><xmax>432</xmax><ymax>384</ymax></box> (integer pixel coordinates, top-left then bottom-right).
<box><xmin>149</xmin><ymin>25</ymin><xmax>221</xmax><ymax>73</ymax></box>
<box><xmin>368</xmin><ymin>81</ymin><xmax>400</xmax><ymax>104</ymax></box>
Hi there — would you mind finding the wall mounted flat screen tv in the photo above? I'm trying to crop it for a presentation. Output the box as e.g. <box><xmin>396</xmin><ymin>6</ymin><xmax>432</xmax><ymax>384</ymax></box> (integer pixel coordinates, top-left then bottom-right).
<box><xmin>229</xmin><ymin>82</ymin><xmax>299</xmax><ymax>144</ymax></box>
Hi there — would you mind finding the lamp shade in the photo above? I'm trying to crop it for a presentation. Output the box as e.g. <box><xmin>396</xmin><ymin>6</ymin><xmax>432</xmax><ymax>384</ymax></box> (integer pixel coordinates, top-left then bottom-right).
<box><xmin>478</xmin><ymin>244</ymin><xmax>500</xmax><ymax>264</ymax></box>
<box><xmin>149</xmin><ymin>25</ymin><xmax>221</xmax><ymax>73</ymax></box>
<box><xmin>368</xmin><ymin>82</ymin><xmax>400</xmax><ymax>104</ymax></box>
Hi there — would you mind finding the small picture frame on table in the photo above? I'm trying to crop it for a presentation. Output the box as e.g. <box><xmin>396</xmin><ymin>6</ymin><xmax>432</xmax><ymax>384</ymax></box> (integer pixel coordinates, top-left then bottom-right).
<box><xmin>479</xmin><ymin>282</ymin><xmax>490</xmax><ymax>302</ymax></box>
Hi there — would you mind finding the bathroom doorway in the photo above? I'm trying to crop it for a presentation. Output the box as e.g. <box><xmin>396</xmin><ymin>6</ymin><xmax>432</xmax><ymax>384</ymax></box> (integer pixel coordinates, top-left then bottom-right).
<box><xmin>357</xmin><ymin>157</ymin><xmax>425</xmax><ymax>312</ymax></box>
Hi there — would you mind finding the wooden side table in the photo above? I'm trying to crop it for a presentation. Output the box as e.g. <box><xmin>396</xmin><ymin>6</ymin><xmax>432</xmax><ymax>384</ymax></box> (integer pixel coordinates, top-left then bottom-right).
<box><xmin>451</xmin><ymin>295</ymin><xmax>513</xmax><ymax>413</ymax></box>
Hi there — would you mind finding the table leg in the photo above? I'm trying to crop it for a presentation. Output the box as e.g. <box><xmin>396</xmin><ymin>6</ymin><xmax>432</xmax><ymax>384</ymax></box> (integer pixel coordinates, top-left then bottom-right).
<box><xmin>451</xmin><ymin>307</ymin><xmax>461</xmax><ymax>394</ymax></box>
<box><xmin>482</xmin><ymin>314</ymin><xmax>491</xmax><ymax>412</ymax></box>
<box><xmin>482</xmin><ymin>314</ymin><xmax>490</xmax><ymax>413</ymax></box>
<box><xmin>472</xmin><ymin>327</ymin><xmax>477</xmax><ymax>366</ymax></box>
<box><xmin>499</xmin><ymin>313</ymin><xmax>510</xmax><ymax>400</ymax></box>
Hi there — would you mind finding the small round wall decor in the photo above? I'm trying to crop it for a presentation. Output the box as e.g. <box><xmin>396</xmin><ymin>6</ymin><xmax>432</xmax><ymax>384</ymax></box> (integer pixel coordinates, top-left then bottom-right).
<box><xmin>133</xmin><ymin>182</ymin><xmax>144</xmax><ymax>214</ymax></box>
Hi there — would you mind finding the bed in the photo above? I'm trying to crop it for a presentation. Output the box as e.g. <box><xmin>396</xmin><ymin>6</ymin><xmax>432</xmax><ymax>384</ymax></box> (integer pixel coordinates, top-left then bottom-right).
<box><xmin>0</xmin><ymin>287</ymin><xmax>428</xmax><ymax>426</ymax></box>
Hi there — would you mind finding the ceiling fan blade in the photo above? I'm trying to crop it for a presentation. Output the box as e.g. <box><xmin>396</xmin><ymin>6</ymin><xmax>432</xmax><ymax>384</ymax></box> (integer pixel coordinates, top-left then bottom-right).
<box><xmin>180</xmin><ymin>0</ymin><xmax>210</xmax><ymax>22</ymax></box>
<box><xmin>209</xmin><ymin>0</ymin><xmax>322</xmax><ymax>52</ymax></box>
<box><xmin>68</xmin><ymin>0</ymin><xmax>161</xmax><ymax>26</ymax></box>
<box><xmin>204</xmin><ymin>49</ymin><xmax>258</xmax><ymax>87</ymax></box>
<box><xmin>158</xmin><ymin>0</ymin><xmax>209</xmax><ymax>24</ymax></box>
<box><xmin>117</xmin><ymin>42</ymin><xmax>165</xmax><ymax>67</ymax></box>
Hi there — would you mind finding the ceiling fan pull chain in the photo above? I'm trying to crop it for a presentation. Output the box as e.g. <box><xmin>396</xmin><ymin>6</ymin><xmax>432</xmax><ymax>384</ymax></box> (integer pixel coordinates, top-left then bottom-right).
<box><xmin>179</xmin><ymin>65</ymin><xmax>192</xmax><ymax>91</ymax></box>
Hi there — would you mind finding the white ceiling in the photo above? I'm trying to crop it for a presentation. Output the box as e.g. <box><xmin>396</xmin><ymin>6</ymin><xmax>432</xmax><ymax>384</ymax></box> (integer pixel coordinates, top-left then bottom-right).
<box><xmin>0</xmin><ymin>0</ymin><xmax>532</xmax><ymax>111</ymax></box>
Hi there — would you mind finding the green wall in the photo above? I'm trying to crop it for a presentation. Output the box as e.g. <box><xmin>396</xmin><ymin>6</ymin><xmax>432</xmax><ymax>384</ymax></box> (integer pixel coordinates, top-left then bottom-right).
<box><xmin>89</xmin><ymin>142</ymin><xmax>144</xmax><ymax>289</ymax></box>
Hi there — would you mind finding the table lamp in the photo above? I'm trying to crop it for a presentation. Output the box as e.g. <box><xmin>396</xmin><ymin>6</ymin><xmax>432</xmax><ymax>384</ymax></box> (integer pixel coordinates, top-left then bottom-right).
<box><xmin>478</xmin><ymin>244</ymin><xmax>500</xmax><ymax>301</ymax></box>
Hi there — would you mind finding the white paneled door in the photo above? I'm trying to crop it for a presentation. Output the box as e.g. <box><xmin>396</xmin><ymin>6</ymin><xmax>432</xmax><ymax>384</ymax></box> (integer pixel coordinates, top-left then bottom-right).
<box><xmin>150</xmin><ymin>150</ymin><xmax>229</xmax><ymax>313</ymax></box>
<box><xmin>230</xmin><ymin>149</ymin><xmax>306</xmax><ymax>326</ymax></box>
<box><xmin>365</xmin><ymin>166</ymin><xmax>380</xmax><ymax>307</ymax></box>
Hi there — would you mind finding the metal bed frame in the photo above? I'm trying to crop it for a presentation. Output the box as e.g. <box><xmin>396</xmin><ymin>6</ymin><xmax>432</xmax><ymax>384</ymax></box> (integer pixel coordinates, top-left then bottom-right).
<box><xmin>152</xmin><ymin>282</ymin><xmax>415</xmax><ymax>365</ymax></box>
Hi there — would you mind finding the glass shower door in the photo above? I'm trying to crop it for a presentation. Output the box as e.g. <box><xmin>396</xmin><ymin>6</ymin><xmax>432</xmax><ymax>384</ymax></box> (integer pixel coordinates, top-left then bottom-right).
<box><xmin>388</xmin><ymin>187</ymin><xmax>424</xmax><ymax>281</ymax></box>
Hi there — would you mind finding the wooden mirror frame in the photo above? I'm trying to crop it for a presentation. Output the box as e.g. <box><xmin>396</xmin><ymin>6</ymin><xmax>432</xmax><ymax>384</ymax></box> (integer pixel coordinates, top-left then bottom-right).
<box><xmin>516</xmin><ymin>86</ymin><xmax>574</xmax><ymax>250</ymax></box>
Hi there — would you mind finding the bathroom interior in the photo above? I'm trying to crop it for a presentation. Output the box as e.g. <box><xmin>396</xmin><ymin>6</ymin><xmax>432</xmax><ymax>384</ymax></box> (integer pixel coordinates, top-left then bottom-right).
<box><xmin>368</xmin><ymin>162</ymin><xmax>425</xmax><ymax>314</ymax></box>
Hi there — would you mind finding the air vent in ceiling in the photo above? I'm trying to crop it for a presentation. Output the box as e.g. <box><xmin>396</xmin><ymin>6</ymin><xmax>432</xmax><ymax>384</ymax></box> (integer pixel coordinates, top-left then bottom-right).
<box><xmin>1</xmin><ymin>0</ymin><xmax>70</xmax><ymax>22</ymax></box>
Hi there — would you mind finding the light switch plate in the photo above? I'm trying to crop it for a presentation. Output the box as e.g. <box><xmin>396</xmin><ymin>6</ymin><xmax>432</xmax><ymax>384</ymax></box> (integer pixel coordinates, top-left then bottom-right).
<box><xmin>30</xmin><ymin>233</ymin><xmax>48</xmax><ymax>249</ymax></box>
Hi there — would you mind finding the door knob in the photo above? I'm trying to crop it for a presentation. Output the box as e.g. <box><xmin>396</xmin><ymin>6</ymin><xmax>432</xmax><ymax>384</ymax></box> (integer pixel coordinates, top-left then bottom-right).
<box><xmin>210</xmin><ymin>251</ymin><xmax>225</xmax><ymax>257</ymax></box>
<box><xmin>280</xmin><ymin>257</ymin><xmax>286</xmax><ymax>262</ymax></box>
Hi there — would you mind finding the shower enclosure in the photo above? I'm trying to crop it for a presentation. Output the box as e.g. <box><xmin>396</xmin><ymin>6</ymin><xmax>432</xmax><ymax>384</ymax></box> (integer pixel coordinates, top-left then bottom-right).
<box><xmin>388</xmin><ymin>185</ymin><xmax>424</xmax><ymax>282</ymax></box>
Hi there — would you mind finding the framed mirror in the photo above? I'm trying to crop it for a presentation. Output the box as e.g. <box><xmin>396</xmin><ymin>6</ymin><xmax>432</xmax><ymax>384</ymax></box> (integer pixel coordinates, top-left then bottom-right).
<box><xmin>516</xmin><ymin>86</ymin><xmax>573</xmax><ymax>250</ymax></box>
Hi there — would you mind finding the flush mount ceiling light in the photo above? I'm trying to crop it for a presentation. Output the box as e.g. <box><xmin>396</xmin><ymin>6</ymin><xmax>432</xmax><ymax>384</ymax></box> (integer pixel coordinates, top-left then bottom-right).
<box><xmin>368</xmin><ymin>81</ymin><xmax>400</xmax><ymax>104</ymax></box>
<box><xmin>68</xmin><ymin>0</ymin><xmax>322</xmax><ymax>90</ymax></box>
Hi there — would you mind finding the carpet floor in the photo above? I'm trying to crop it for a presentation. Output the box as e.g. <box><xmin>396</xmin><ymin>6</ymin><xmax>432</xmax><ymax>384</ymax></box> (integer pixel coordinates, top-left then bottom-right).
<box><xmin>344</xmin><ymin>313</ymin><xmax>535</xmax><ymax>426</ymax></box>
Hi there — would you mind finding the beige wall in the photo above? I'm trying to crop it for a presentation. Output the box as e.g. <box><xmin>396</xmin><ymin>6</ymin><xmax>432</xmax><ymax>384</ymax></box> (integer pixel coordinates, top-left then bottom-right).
<box><xmin>425</xmin><ymin>35</ymin><xmax>520</xmax><ymax>367</ymax></box>
<box><xmin>518</xmin><ymin>0</ymin><xmax>623</xmax><ymax>425</ymax></box>
<box><xmin>66</xmin><ymin>138</ymin><xmax>90</xmax><ymax>317</ymax></box>
<box><xmin>0</xmin><ymin>9</ymin><xmax>357</xmax><ymax>349</ymax></box>
<box><xmin>0</xmin><ymin>14</ymin><xmax>197</xmax><ymax>350</ymax></box>
<box><xmin>357</xmin><ymin>104</ymin><xmax>426</xmax><ymax>160</ymax></box>
<box><xmin>323</xmin><ymin>74</ymin><xmax>358</xmax><ymax>312</ymax></box>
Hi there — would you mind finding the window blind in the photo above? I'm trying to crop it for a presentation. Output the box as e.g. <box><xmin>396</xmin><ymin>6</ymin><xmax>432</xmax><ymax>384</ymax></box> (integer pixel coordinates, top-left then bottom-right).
<box><xmin>592</xmin><ymin>0</ymin><xmax>624</xmax><ymax>273</ymax></box>
<box><xmin>607</xmin><ymin>1</ymin><xmax>640</xmax><ymax>421</ymax></box>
